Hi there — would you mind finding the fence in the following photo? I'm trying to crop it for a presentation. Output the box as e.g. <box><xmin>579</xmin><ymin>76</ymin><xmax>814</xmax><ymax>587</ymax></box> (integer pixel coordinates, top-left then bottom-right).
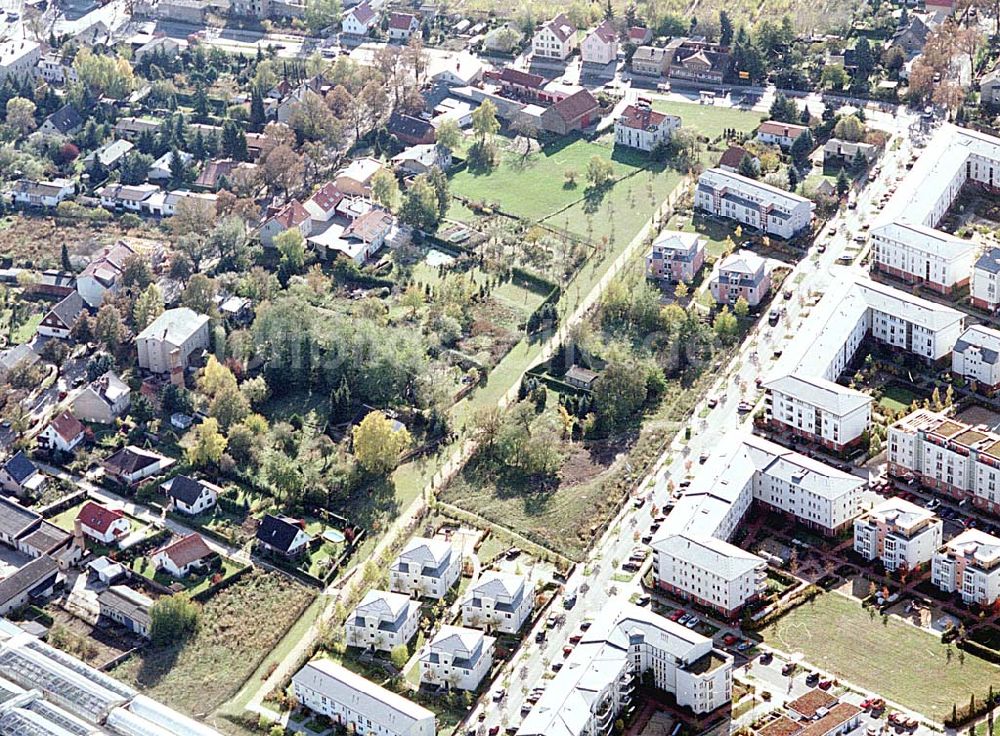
<box><xmin>191</xmin><ymin>563</ymin><xmax>253</xmax><ymax>603</ymax></box>
<box><xmin>37</xmin><ymin>489</ymin><xmax>87</xmax><ymax>519</ymax></box>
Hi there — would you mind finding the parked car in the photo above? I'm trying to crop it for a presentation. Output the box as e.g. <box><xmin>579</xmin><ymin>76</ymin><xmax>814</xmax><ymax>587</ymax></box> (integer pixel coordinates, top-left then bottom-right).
<box><xmin>636</xmin><ymin>594</ymin><xmax>650</xmax><ymax>606</ymax></box>
<box><xmin>759</xmin><ymin>651</ymin><xmax>773</xmax><ymax>665</ymax></box>
<box><xmin>492</xmin><ymin>688</ymin><xmax>506</xmax><ymax>702</ymax></box>
<box><xmin>805</xmin><ymin>672</ymin><xmax>820</xmax><ymax>686</ymax></box>
<box><xmin>722</xmin><ymin>634</ymin><xmax>738</xmax><ymax>646</ymax></box>
<box><xmin>782</xmin><ymin>662</ymin><xmax>796</xmax><ymax>676</ymax></box>
<box><xmin>684</xmin><ymin>617</ymin><xmax>699</xmax><ymax>629</ymax></box>
<box><xmin>669</xmin><ymin>610</ymin><xmax>685</xmax><ymax>621</ymax></box>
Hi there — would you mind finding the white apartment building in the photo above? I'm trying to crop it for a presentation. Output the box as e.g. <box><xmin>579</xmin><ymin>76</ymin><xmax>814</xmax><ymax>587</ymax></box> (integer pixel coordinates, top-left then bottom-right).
<box><xmin>0</xmin><ymin>41</ymin><xmax>40</xmax><ymax>82</ymax></box>
<box><xmin>952</xmin><ymin>324</ymin><xmax>1000</xmax><ymax>390</ymax></box>
<box><xmin>972</xmin><ymin>247</ymin><xmax>1000</xmax><ymax>312</ymax></box>
<box><xmin>461</xmin><ymin>572</ymin><xmax>532</xmax><ymax>634</ymax></box>
<box><xmin>615</xmin><ymin>100</ymin><xmax>680</xmax><ymax>153</ymax></box>
<box><xmin>932</xmin><ymin>528</ymin><xmax>1000</xmax><ymax>605</ymax></box>
<box><xmin>853</xmin><ymin>497</ymin><xmax>943</xmax><ymax>572</ymax></box>
<box><xmin>887</xmin><ymin>408</ymin><xmax>1000</xmax><ymax>513</ymax></box>
<box><xmin>389</xmin><ymin>537</ymin><xmax>461</xmax><ymax>599</ymax></box>
<box><xmin>293</xmin><ymin>659</ymin><xmax>436</xmax><ymax>736</ymax></box>
<box><xmin>870</xmin><ymin>221</ymin><xmax>976</xmax><ymax>294</ymax></box>
<box><xmin>652</xmin><ymin>534</ymin><xmax>766</xmax><ymax>618</ymax></box>
<box><xmin>419</xmin><ymin>626</ymin><xmax>494</xmax><ymax>691</ymax></box>
<box><xmin>858</xmin><ymin>278</ymin><xmax>965</xmax><ymax>364</ymax></box>
<box><xmin>695</xmin><ymin>168</ymin><xmax>814</xmax><ymax>239</ymax></box>
<box><xmin>762</xmin><ymin>373</ymin><xmax>872</xmax><ymax>452</ymax></box>
<box><xmin>345</xmin><ymin>590</ymin><xmax>421</xmax><ymax>652</ymax></box>
<box><xmin>532</xmin><ymin>13</ymin><xmax>576</xmax><ymax>60</ymax></box>
<box><xmin>517</xmin><ymin>601</ymin><xmax>732</xmax><ymax>736</ymax></box>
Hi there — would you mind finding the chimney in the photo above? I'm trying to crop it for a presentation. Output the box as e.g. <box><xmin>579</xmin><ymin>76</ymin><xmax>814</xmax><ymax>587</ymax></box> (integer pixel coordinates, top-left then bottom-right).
<box><xmin>73</xmin><ymin>517</ymin><xmax>86</xmax><ymax>552</ymax></box>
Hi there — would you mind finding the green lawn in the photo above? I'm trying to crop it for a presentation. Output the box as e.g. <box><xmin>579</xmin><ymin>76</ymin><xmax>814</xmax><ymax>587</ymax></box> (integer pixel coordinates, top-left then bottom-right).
<box><xmin>449</xmin><ymin>135</ymin><xmax>649</xmax><ymax>223</ymax></box>
<box><xmin>762</xmin><ymin>592</ymin><xmax>1000</xmax><ymax>721</ymax></box>
<box><xmin>665</xmin><ymin>211</ymin><xmax>738</xmax><ymax>259</ymax></box>
<box><xmin>12</xmin><ymin>313</ymin><xmax>42</xmax><ymax>344</ymax></box>
<box><xmin>410</xmin><ymin>260</ymin><xmax>546</xmax><ymax>319</ymax></box>
<box><xmin>651</xmin><ymin>100</ymin><xmax>764</xmax><ymax>140</ymax></box>
<box><xmin>878</xmin><ymin>384</ymin><xmax>921</xmax><ymax>414</ymax></box>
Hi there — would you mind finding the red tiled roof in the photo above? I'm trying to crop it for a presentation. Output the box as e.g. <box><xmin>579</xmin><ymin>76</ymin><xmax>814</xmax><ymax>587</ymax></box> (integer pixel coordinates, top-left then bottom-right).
<box><xmin>349</xmin><ymin>1</ymin><xmax>375</xmax><ymax>23</ymax></box>
<box><xmin>389</xmin><ymin>11</ymin><xmax>417</xmax><ymax>30</ymax></box>
<box><xmin>307</xmin><ymin>182</ymin><xmax>345</xmax><ymax>213</ymax></box>
<box><xmin>551</xmin><ymin>89</ymin><xmax>599</xmax><ymax>123</ymax></box>
<box><xmin>48</xmin><ymin>411</ymin><xmax>84</xmax><ymax>443</ymax></box>
<box><xmin>719</xmin><ymin>144</ymin><xmax>749</xmax><ymax>169</ymax></box>
<box><xmin>590</xmin><ymin>20</ymin><xmax>616</xmax><ymax>44</ymax></box>
<box><xmin>77</xmin><ymin>501</ymin><xmax>125</xmax><ymax>535</ymax></box>
<box><xmin>618</xmin><ymin>103</ymin><xmax>669</xmax><ymax>130</ymax></box>
<box><xmin>344</xmin><ymin>209</ymin><xmax>393</xmax><ymax>242</ymax></box>
<box><xmin>499</xmin><ymin>67</ymin><xmax>544</xmax><ymax>89</ymax></box>
<box><xmin>269</xmin><ymin>200</ymin><xmax>310</xmax><ymax>229</ymax></box>
<box><xmin>628</xmin><ymin>26</ymin><xmax>651</xmax><ymax>41</ymax></box>
<box><xmin>158</xmin><ymin>532</ymin><xmax>213</xmax><ymax>568</ymax></box>
<box><xmin>545</xmin><ymin>13</ymin><xmax>577</xmax><ymax>43</ymax></box>
<box><xmin>758</xmin><ymin>120</ymin><xmax>809</xmax><ymax>138</ymax></box>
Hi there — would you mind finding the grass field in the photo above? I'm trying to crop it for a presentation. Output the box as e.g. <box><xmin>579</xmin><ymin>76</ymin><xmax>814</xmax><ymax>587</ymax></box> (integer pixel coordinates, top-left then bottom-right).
<box><xmin>114</xmin><ymin>571</ymin><xmax>315</xmax><ymax>717</ymax></box>
<box><xmin>762</xmin><ymin>592</ymin><xmax>1000</xmax><ymax>721</ymax></box>
<box><xmin>652</xmin><ymin>100</ymin><xmax>764</xmax><ymax>140</ymax></box>
<box><xmin>878</xmin><ymin>383</ymin><xmax>921</xmax><ymax>414</ymax></box>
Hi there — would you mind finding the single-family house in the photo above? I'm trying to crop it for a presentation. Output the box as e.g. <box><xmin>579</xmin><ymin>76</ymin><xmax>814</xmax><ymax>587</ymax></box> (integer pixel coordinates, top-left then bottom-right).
<box><xmin>152</xmin><ymin>533</ymin><xmax>215</xmax><ymax>578</ymax></box>
<box><xmin>756</xmin><ymin>120</ymin><xmax>809</xmax><ymax>149</ymax></box>
<box><xmin>581</xmin><ymin>20</ymin><xmax>617</xmax><ymax>65</ymax></box>
<box><xmin>342</xmin><ymin>1</ymin><xmax>377</xmax><ymax>36</ymax></box>
<box><xmin>461</xmin><ymin>571</ymin><xmax>531</xmax><ymax>633</ymax></box>
<box><xmin>38</xmin><ymin>104</ymin><xmax>83</xmax><ymax>138</ymax></box>
<box><xmin>627</xmin><ymin>27</ymin><xmax>653</xmax><ymax>45</ymax></box>
<box><xmin>0</xmin><ymin>453</ymin><xmax>45</xmax><ymax>497</ymax></box>
<box><xmin>0</xmin><ymin>345</ymin><xmax>37</xmax><ymax>382</ymax></box>
<box><xmin>666</xmin><ymin>39</ymin><xmax>731</xmax><ymax>86</ymax></box>
<box><xmin>98</xmin><ymin>585</ymin><xmax>152</xmax><ymax>637</ymax></box>
<box><xmin>71</xmin><ymin>370</ymin><xmax>131</xmax><ymax>424</ymax></box>
<box><xmin>390</xmin><ymin>536</ymin><xmax>461</xmax><ymax>599</ymax></box>
<box><xmin>97</xmin><ymin>183</ymin><xmax>160</xmax><ymax>212</ymax></box>
<box><xmin>258</xmin><ymin>200</ymin><xmax>312</xmax><ymax>248</ymax></box>
<box><xmin>303</xmin><ymin>182</ymin><xmax>346</xmax><ymax>222</ymax></box>
<box><xmin>891</xmin><ymin>15</ymin><xmax>932</xmax><ymax>57</ymax></box>
<box><xmin>540</xmin><ymin>88</ymin><xmax>599</xmax><ymax>135</ymax></box>
<box><xmin>0</xmin><ymin>556</ymin><xmax>59</xmax><ymax>617</ymax></box>
<box><xmin>256</xmin><ymin>514</ymin><xmax>313</xmax><ymax>558</ymax></box>
<box><xmin>37</xmin><ymin>411</ymin><xmax>86</xmax><ymax>454</ymax></box>
<box><xmin>147</xmin><ymin>150</ymin><xmax>194</xmax><ymax>182</ymax></box>
<box><xmin>76</xmin><ymin>501</ymin><xmax>131</xmax><ymax>546</ymax></box>
<box><xmin>615</xmin><ymin>99</ymin><xmax>680</xmax><ymax>152</ymax></box>
<box><xmin>38</xmin><ymin>291</ymin><xmax>85</xmax><ymax>339</ymax></box>
<box><xmin>311</xmin><ymin>208</ymin><xmax>393</xmax><ymax>264</ymax></box>
<box><xmin>8</xmin><ymin>178</ymin><xmax>75</xmax><ymax>207</ymax></box>
<box><xmin>335</xmin><ymin>157</ymin><xmax>384</xmax><ymax>197</ymax></box>
<box><xmin>387</xmin><ymin>112</ymin><xmax>436</xmax><ymax>146</ymax></box>
<box><xmin>391</xmin><ymin>144</ymin><xmax>451</xmax><ymax>176</ymax></box>
<box><xmin>823</xmin><ymin>138</ymin><xmax>878</xmax><ymax>166</ymax></box>
<box><xmin>982</xmin><ymin>67</ymin><xmax>1000</xmax><ymax>107</ymax></box>
<box><xmin>162</xmin><ymin>475</ymin><xmax>220</xmax><ymax>515</ymax></box>
<box><xmin>136</xmin><ymin>307</ymin><xmax>211</xmax><ymax>375</ymax></box>
<box><xmin>83</xmin><ymin>139</ymin><xmax>134</xmax><ymax>170</ymax></box>
<box><xmin>631</xmin><ymin>46</ymin><xmax>669</xmax><ymax>77</ymax></box>
<box><xmin>388</xmin><ymin>12</ymin><xmax>420</xmax><ymax>42</ymax></box>
<box><xmin>76</xmin><ymin>241</ymin><xmax>140</xmax><ymax>308</ymax></box>
<box><xmin>419</xmin><ymin>625</ymin><xmax>494</xmax><ymax>691</ymax></box>
<box><xmin>345</xmin><ymin>589</ymin><xmax>422</xmax><ymax>651</ymax></box>
<box><xmin>103</xmin><ymin>445</ymin><xmax>174</xmax><ymax>485</ymax></box>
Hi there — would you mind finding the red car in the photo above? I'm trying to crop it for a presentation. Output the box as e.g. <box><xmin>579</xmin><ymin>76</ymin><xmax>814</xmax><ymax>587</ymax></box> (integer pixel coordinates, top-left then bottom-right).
<box><xmin>723</xmin><ymin>634</ymin><xmax>738</xmax><ymax>646</ymax></box>
<box><xmin>861</xmin><ymin>699</ymin><xmax>873</xmax><ymax>710</ymax></box>
<box><xmin>669</xmin><ymin>610</ymin><xmax>684</xmax><ymax>621</ymax></box>
<box><xmin>819</xmin><ymin>680</ymin><xmax>832</xmax><ymax>690</ymax></box>
<box><xmin>569</xmin><ymin>634</ymin><xmax>582</xmax><ymax>644</ymax></box>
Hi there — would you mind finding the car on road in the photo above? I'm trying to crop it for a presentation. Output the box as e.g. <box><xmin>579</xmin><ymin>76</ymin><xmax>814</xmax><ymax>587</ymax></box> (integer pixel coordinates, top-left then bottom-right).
<box><xmin>492</xmin><ymin>688</ymin><xmax>506</xmax><ymax>702</ymax></box>
<box><xmin>636</xmin><ymin>594</ymin><xmax>650</xmax><ymax>606</ymax></box>
<box><xmin>707</xmin><ymin>397</ymin><xmax>718</xmax><ymax>408</ymax></box>
<box><xmin>569</xmin><ymin>634</ymin><xmax>582</xmax><ymax>644</ymax></box>
<box><xmin>738</xmin><ymin>401</ymin><xmax>753</xmax><ymax>413</ymax></box>
<box><xmin>837</xmin><ymin>254</ymin><xmax>854</xmax><ymax>265</ymax></box>
<box><xmin>805</xmin><ymin>672</ymin><xmax>820</xmax><ymax>686</ymax></box>
<box><xmin>535</xmin><ymin>630</ymin><xmax>546</xmax><ymax>643</ymax></box>
<box><xmin>768</xmin><ymin>311</ymin><xmax>780</xmax><ymax>326</ymax></box>
<box><xmin>580</xmin><ymin>620</ymin><xmax>592</xmax><ymax>630</ymax></box>
<box><xmin>633</xmin><ymin>496</ymin><xmax>645</xmax><ymax>508</ymax></box>
<box><xmin>817</xmin><ymin>243</ymin><xmax>827</xmax><ymax>253</ymax></box>
<box><xmin>699</xmin><ymin>452</ymin><xmax>709</xmax><ymax>464</ymax></box>
<box><xmin>759</xmin><ymin>651</ymin><xmax>773</xmax><ymax>665</ymax></box>
<box><xmin>782</xmin><ymin>662</ymin><xmax>796</xmax><ymax>676</ymax></box>
<box><xmin>551</xmin><ymin>662</ymin><xmax>563</xmax><ymax>672</ymax></box>
<box><xmin>722</xmin><ymin>634</ymin><xmax>738</xmax><ymax>646</ymax></box>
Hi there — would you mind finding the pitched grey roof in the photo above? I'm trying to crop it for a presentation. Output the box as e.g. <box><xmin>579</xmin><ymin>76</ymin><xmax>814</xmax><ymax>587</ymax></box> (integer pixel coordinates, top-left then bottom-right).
<box><xmin>955</xmin><ymin>324</ymin><xmax>1000</xmax><ymax>365</ymax></box>
<box><xmin>3</xmin><ymin>452</ymin><xmax>38</xmax><ymax>485</ymax></box>
<box><xmin>976</xmin><ymin>247</ymin><xmax>1000</xmax><ymax>275</ymax></box>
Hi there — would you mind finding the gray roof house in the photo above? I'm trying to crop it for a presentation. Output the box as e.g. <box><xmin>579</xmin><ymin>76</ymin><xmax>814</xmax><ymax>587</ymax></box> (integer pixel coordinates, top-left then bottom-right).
<box><xmin>953</xmin><ymin>324</ymin><xmax>1000</xmax><ymax>390</ymax></box>
<box><xmin>389</xmin><ymin>536</ymin><xmax>461</xmax><ymax>599</ymax></box>
<box><xmin>98</xmin><ymin>585</ymin><xmax>153</xmax><ymax>637</ymax></box>
<box><xmin>136</xmin><ymin>307</ymin><xmax>211</xmax><ymax>376</ymax></box>
<box><xmin>461</xmin><ymin>571</ymin><xmax>532</xmax><ymax>633</ymax></box>
<box><xmin>419</xmin><ymin>625</ymin><xmax>495</xmax><ymax>691</ymax></box>
<box><xmin>345</xmin><ymin>589</ymin><xmax>421</xmax><ymax>651</ymax></box>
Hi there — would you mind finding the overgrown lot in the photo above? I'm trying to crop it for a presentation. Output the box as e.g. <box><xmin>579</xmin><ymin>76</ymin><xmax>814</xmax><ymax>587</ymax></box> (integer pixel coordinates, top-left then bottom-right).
<box><xmin>113</xmin><ymin>571</ymin><xmax>315</xmax><ymax>717</ymax></box>
<box><xmin>763</xmin><ymin>592</ymin><xmax>1000</xmax><ymax>721</ymax></box>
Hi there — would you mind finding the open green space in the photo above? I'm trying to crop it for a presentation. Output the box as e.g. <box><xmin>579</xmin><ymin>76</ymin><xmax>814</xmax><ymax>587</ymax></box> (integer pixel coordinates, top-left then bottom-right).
<box><xmin>878</xmin><ymin>383</ymin><xmax>921</xmax><ymax>414</ymax></box>
<box><xmin>651</xmin><ymin>100</ymin><xmax>763</xmax><ymax>140</ymax></box>
<box><xmin>128</xmin><ymin>556</ymin><xmax>245</xmax><ymax>596</ymax></box>
<box><xmin>665</xmin><ymin>211</ymin><xmax>738</xmax><ymax>259</ymax></box>
<box><xmin>113</xmin><ymin>571</ymin><xmax>315</xmax><ymax>718</ymax></box>
<box><xmin>409</xmin><ymin>259</ymin><xmax>546</xmax><ymax>319</ymax></box>
<box><xmin>762</xmin><ymin>592</ymin><xmax>1000</xmax><ymax>721</ymax></box>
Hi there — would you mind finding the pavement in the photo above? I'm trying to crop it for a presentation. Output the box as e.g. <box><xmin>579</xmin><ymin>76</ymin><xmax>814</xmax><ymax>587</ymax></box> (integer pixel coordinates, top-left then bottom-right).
<box><xmin>476</xmin><ymin>100</ymin><xmax>923</xmax><ymax>736</ymax></box>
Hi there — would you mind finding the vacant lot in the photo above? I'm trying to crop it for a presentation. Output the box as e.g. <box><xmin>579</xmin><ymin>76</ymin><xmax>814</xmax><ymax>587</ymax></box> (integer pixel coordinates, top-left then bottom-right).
<box><xmin>763</xmin><ymin>592</ymin><xmax>1000</xmax><ymax>721</ymax></box>
<box><xmin>113</xmin><ymin>571</ymin><xmax>315</xmax><ymax>717</ymax></box>
<box><xmin>652</xmin><ymin>100</ymin><xmax>763</xmax><ymax>140</ymax></box>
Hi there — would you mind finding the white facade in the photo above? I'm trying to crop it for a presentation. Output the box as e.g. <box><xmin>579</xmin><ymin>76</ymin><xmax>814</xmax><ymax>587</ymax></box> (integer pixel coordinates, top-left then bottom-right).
<box><xmin>345</xmin><ymin>590</ymin><xmax>421</xmax><ymax>652</ymax></box>
<box><xmin>517</xmin><ymin>602</ymin><xmax>732</xmax><ymax>736</ymax></box>
<box><xmin>389</xmin><ymin>537</ymin><xmax>460</xmax><ymax>599</ymax></box>
<box><xmin>762</xmin><ymin>373</ymin><xmax>872</xmax><ymax>451</ymax></box>
<box><xmin>342</xmin><ymin>2</ymin><xmax>377</xmax><ymax>35</ymax></box>
<box><xmin>614</xmin><ymin>103</ymin><xmax>680</xmax><ymax>152</ymax></box>
<box><xmin>419</xmin><ymin>626</ymin><xmax>494</xmax><ymax>691</ymax></box>
<box><xmin>972</xmin><ymin>248</ymin><xmax>1000</xmax><ymax>312</ymax></box>
<box><xmin>756</xmin><ymin>121</ymin><xmax>809</xmax><ymax>149</ymax></box>
<box><xmin>652</xmin><ymin>534</ymin><xmax>765</xmax><ymax>616</ymax></box>
<box><xmin>532</xmin><ymin>14</ymin><xmax>576</xmax><ymax>60</ymax></box>
<box><xmin>580</xmin><ymin>21</ymin><xmax>617</xmax><ymax>65</ymax></box>
<box><xmin>461</xmin><ymin>572</ymin><xmax>532</xmax><ymax>634</ymax></box>
<box><xmin>0</xmin><ymin>41</ymin><xmax>40</xmax><ymax>82</ymax></box>
<box><xmin>695</xmin><ymin>168</ymin><xmax>814</xmax><ymax>239</ymax></box>
<box><xmin>136</xmin><ymin>308</ymin><xmax>211</xmax><ymax>375</ymax></box>
<box><xmin>857</xmin><ymin>278</ymin><xmax>965</xmax><ymax>363</ymax></box>
<box><xmin>853</xmin><ymin>497</ymin><xmax>943</xmax><ymax>572</ymax></box>
<box><xmin>293</xmin><ymin>659</ymin><xmax>436</xmax><ymax>736</ymax></box>
<box><xmin>932</xmin><ymin>529</ymin><xmax>1000</xmax><ymax>605</ymax></box>
<box><xmin>952</xmin><ymin>324</ymin><xmax>1000</xmax><ymax>388</ymax></box>
<box><xmin>870</xmin><ymin>220</ymin><xmax>976</xmax><ymax>292</ymax></box>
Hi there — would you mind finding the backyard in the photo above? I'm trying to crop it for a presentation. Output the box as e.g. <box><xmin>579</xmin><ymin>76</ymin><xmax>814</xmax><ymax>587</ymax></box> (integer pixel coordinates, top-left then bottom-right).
<box><xmin>651</xmin><ymin>99</ymin><xmax>764</xmax><ymax>140</ymax></box>
<box><xmin>762</xmin><ymin>592</ymin><xmax>1000</xmax><ymax>721</ymax></box>
<box><xmin>113</xmin><ymin>571</ymin><xmax>315</xmax><ymax>719</ymax></box>
<box><xmin>877</xmin><ymin>382</ymin><xmax>922</xmax><ymax>414</ymax></box>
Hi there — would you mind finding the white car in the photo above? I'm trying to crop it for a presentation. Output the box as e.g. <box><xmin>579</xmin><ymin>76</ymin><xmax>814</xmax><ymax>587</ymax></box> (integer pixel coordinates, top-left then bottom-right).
<box><xmin>685</xmin><ymin>617</ymin><xmax>699</xmax><ymax>629</ymax></box>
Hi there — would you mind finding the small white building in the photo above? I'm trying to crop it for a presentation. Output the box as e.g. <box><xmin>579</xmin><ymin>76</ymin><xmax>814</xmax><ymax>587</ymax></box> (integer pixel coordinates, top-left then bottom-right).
<box><xmin>461</xmin><ymin>571</ymin><xmax>532</xmax><ymax>634</ymax></box>
<box><xmin>756</xmin><ymin>120</ymin><xmax>809</xmax><ymax>149</ymax></box>
<box><xmin>8</xmin><ymin>178</ymin><xmax>75</xmax><ymax>208</ymax></box>
<box><xmin>854</xmin><ymin>497</ymin><xmax>942</xmax><ymax>572</ymax></box>
<box><xmin>419</xmin><ymin>625</ymin><xmax>494</xmax><ymax>691</ymax></box>
<box><xmin>152</xmin><ymin>532</ymin><xmax>215</xmax><ymax>578</ymax></box>
<box><xmin>345</xmin><ymin>589</ymin><xmax>421</xmax><ymax>652</ymax></box>
<box><xmin>614</xmin><ymin>99</ymin><xmax>680</xmax><ymax>153</ymax></box>
<box><xmin>147</xmin><ymin>150</ymin><xmax>194</xmax><ymax>182</ymax></box>
<box><xmin>293</xmin><ymin>659</ymin><xmax>436</xmax><ymax>736</ymax></box>
<box><xmin>0</xmin><ymin>41</ymin><xmax>41</xmax><ymax>83</ymax></box>
<box><xmin>388</xmin><ymin>12</ymin><xmax>420</xmax><ymax>41</ymax></box>
<box><xmin>580</xmin><ymin>20</ymin><xmax>617</xmax><ymax>65</ymax></box>
<box><xmin>162</xmin><ymin>475</ymin><xmax>220</xmax><ymax>515</ymax></box>
<box><xmin>695</xmin><ymin>168</ymin><xmax>814</xmax><ymax>239</ymax></box>
<box><xmin>342</xmin><ymin>1</ymin><xmax>377</xmax><ymax>35</ymax></box>
<box><xmin>38</xmin><ymin>292</ymin><xmax>85</xmax><ymax>339</ymax></box>
<box><xmin>952</xmin><ymin>324</ymin><xmax>1000</xmax><ymax>390</ymax></box>
<box><xmin>389</xmin><ymin>536</ymin><xmax>461</xmax><ymax>599</ymax></box>
<box><xmin>37</xmin><ymin>411</ymin><xmax>86</xmax><ymax>454</ymax></box>
<box><xmin>972</xmin><ymin>247</ymin><xmax>1000</xmax><ymax>312</ymax></box>
<box><xmin>136</xmin><ymin>307</ymin><xmax>211</xmax><ymax>376</ymax></box>
<box><xmin>76</xmin><ymin>241</ymin><xmax>141</xmax><ymax>308</ymax></box>
<box><xmin>71</xmin><ymin>370</ymin><xmax>131</xmax><ymax>424</ymax></box>
<box><xmin>932</xmin><ymin>528</ymin><xmax>1000</xmax><ymax>606</ymax></box>
<box><xmin>76</xmin><ymin>501</ymin><xmax>132</xmax><ymax>546</ymax></box>
<box><xmin>762</xmin><ymin>373</ymin><xmax>873</xmax><ymax>452</ymax></box>
<box><xmin>532</xmin><ymin>13</ymin><xmax>576</xmax><ymax>60</ymax></box>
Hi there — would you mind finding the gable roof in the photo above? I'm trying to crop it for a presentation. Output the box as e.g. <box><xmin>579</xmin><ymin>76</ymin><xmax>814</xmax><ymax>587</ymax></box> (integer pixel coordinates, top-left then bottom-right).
<box><xmin>718</xmin><ymin>145</ymin><xmax>750</xmax><ymax>170</ymax></box>
<box><xmin>256</xmin><ymin>514</ymin><xmax>308</xmax><ymax>552</ymax></box>
<box><xmin>543</xmin><ymin>13</ymin><xmax>576</xmax><ymax>43</ymax></box>
<box><xmin>618</xmin><ymin>103</ymin><xmax>673</xmax><ymax>131</ymax></box>
<box><xmin>550</xmin><ymin>89</ymin><xmax>599</xmax><ymax>123</ymax></box>
<box><xmin>758</xmin><ymin>120</ymin><xmax>809</xmax><ymax>139</ymax></box>
<box><xmin>343</xmin><ymin>209</ymin><xmax>393</xmax><ymax>243</ymax></box>
<box><xmin>3</xmin><ymin>452</ymin><xmax>38</xmax><ymax>485</ymax></box>
<box><xmin>103</xmin><ymin>445</ymin><xmax>170</xmax><ymax>477</ymax></box>
<box><xmin>498</xmin><ymin>67</ymin><xmax>545</xmax><ymax>89</ymax></box>
<box><xmin>0</xmin><ymin>556</ymin><xmax>57</xmax><ymax>609</ymax></box>
<box><xmin>0</xmin><ymin>496</ymin><xmax>41</xmax><ymax>539</ymax></box>
<box><xmin>387</xmin><ymin>112</ymin><xmax>435</xmax><ymax>141</ymax></box>
<box><xmin>587</xmin><ymin>20</ymin><xmax>616</xmax><ymax>45</ymax></box>
<box><xmin>304</xmin><ymin>182</ymin><xmax>345</xmax><ymax>216</ymax></box>
<box><xmin>955</xmin><ymin>324</ymin><xmax>1000</xmax><ymax>365</ymax></box>
<box><xmin>167</xmin><ymin>475</ymin><xmax>216</xmax><ymax>506</ymax></box>
<box><xmin>762</xmin><ymin>373</ymin><xmax>872</xmax><ymax>416</ymax></box>
<box><xmin>47</xmin><ymin>411</ymin><xmax>85</xmax><ymax>444</ymax></box>
<box><xmin>347</xmin><ymin>1</ymin><xmax>375</xmax><ymax>24</ymax></box>
<box><xmin>265</xmin><ymin>200</ymin><xmax>310</xmax><ymax>231</ymax></box>
<box><xmin>45</xmin><ymin>104</ymin><xmax>83</xmax><ymax>134</ymax></box>
<box><xmin>45</xmin><ymin>291</ymin><xmax>85</xmax><ymax>330</ymax></box>
<box><xmin>157</xmin><ymin>533</ymin><xmax>213</xmax><ymax>568</ymax></box>
<box><xmin>388</xmin><ymin>11</ymin><xmax>418</xmax><ymax>30</ymax></box>
<box><xmin>77</xmin><ymin>501</ymin><xmax>126</xmax><ymax>535</ymax></box>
